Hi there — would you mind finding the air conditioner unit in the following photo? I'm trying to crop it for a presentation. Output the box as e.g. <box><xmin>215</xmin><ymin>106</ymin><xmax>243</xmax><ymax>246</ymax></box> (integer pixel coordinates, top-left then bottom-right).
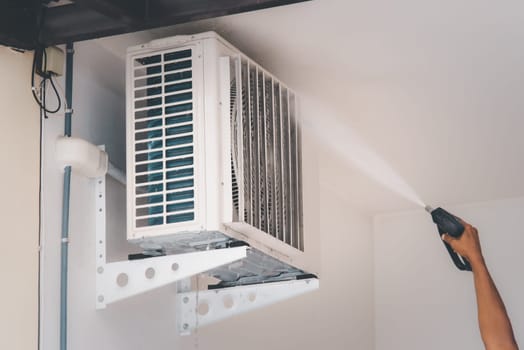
<box><xmin>126</xmin><ymin>32</ymin><xmax>317</xmax><ymax>289</ymax></box>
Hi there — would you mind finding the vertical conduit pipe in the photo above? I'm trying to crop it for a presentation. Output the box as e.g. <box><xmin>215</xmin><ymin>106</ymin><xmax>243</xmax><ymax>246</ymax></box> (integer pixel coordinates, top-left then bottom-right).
<box><xmin>65</xmin><ymin>42</ymin><xmax>73</xmax><ymax>137</ymax></box>
<box><xmin>60</xmin><ymin>42</ymin><xmax>74</xmax><ymax>350</ymax></box>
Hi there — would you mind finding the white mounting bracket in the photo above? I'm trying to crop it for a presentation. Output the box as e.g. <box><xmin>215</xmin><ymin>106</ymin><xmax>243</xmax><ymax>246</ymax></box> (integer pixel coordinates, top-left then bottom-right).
<box><xmin>94</xmin><ymin>175</ymin><xmax>248</xmax><ymax>309</ymax></box>
<box><xmin>176</xmin><ymin>277</ymin><xmax>319</xmax><ymax>335</ymax></box>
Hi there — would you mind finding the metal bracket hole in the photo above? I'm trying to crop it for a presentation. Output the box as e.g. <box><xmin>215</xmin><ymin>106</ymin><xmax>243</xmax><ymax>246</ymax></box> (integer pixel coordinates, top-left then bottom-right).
<box><xmin>197</xmin><ymin>302</ymin><xmax>209</xmax><ymax>316</ymax></box>
<box><xmin>116</xmin><ymin>273</ymin><xmax>129</xmax><ymax>287</ymax></box>
<box><xmin>145</xmin><ymin>267</ymin><xmax>155</xmax><ymax>279</ymax></box>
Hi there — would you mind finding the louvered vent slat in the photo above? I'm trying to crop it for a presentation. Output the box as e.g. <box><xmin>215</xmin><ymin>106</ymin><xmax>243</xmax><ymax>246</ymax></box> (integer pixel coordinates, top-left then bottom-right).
<box><xmin>273</xmin><ymin>82</ymin><xmax>283</xmax><ymax>242</ymax></box>
<box><xmin>130</xmin><ymin>48</ymin><xmax>196</xmax><ymax>230</ymax></box>
<box><xmin>231</xmin><ymin>57</ymin><xmax>304</xmax><ymax>251</ymax></box>
<box><xmin>240</xmin><ymin>60</ymin><xmax>251</xmax><ymax>223</ymax></box>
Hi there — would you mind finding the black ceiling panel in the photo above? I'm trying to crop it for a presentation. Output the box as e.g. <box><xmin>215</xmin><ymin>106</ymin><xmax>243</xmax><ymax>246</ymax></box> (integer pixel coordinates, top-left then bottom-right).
<box><xmin>0</xmin><ymin>0</ymin><xmax>310</xmax><ymax>50</ymax></box>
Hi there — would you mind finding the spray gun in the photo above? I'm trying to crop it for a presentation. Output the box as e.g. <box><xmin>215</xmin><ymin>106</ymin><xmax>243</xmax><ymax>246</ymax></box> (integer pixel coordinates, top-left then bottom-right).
<box><xmin>425</xmin><ymin>206</ymin><xmax>472</xmax><ymax>271</ymax></box>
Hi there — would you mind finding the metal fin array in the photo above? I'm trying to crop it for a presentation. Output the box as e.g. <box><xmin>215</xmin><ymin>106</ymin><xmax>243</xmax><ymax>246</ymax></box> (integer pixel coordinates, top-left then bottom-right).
<box><xmin>131</xmin><ymin>48</ymin><xmax>196</xmax><ymax>229</ymax></box>
<box><xmin>230</xmin><ymin>58</ymin><xmax>304</xmax><ymax>251</ymax></box>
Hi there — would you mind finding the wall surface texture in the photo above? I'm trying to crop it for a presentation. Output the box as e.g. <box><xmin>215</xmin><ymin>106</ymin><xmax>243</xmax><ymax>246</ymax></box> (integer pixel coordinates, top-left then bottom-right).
<box><xmin>0</xmin><ymin>48</ymin><xmax>40</xmax><ymax>349</ymax></box>
<box><xmin>40</xmin><ymin>39</ymin><xmax>376</xmax><ymax>350</ymax></box>
<box><xmin>374</xmin><ymin>198</ymin><xmax>524</xmax><ymax>350</ymax></box>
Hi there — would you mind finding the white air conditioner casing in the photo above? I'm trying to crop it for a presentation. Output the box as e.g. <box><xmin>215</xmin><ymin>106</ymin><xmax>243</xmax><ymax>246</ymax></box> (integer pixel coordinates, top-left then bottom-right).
<box><xmin>126</xmin><ymin>32</ymin><xmax>317</xmax><ymax>286</ymax></box>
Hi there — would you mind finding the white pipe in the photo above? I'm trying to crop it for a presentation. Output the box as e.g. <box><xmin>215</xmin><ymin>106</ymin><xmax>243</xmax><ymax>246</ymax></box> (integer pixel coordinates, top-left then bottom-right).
<box><xmin>107</xmin><ymin>162</ymin><xmax>126</xmax><ymax>186</ymax></box>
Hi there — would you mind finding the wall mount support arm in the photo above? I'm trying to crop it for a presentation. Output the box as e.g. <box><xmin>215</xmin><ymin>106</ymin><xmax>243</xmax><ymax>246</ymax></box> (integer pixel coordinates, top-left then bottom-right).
<box><xmin>176</xmin><ymin>277</ymin><xmax>319</xmax><ymax>335</ymax></box>
<box><xmin>93</xmin><ymin>157</ymin><xmax>317</xmax><ymax>331</ymax></box>
<box><xmin>94</xmin><ymin>173</ymin><xmax>248</xmax><ymax>309</ymax></box>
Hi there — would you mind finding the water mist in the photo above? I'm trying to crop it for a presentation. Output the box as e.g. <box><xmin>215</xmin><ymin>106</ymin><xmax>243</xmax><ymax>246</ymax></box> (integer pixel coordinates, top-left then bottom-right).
<box><xmin>301</xmin><ymin>99</ymin><xmax>425</xmax><ymax>208</ymax></box>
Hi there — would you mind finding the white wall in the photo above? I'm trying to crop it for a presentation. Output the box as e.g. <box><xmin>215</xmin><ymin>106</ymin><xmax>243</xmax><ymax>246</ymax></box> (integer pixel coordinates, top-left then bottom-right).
<box><xmin>40</xmin><ymin>39</ymin><xmax>131</xmax><ymax>349</ymax></box>
<box><xmin>0</xmin><ymin>47</ymin><xmax>40</xmax><ymax>350</ymax></box>
<box><xmin>173</xmin><ymin>189</ymin><xmax>374</xmax><ymax>350</ymax></box>
<box><xmin>40</xmin><ymin>38</ymin><xmax>376</xmax><ymax>350</ymax></box>
<box><xmin>374</xmin><ymin>198</ymin><xmax>524</xmax><ymax>350</ymax></box>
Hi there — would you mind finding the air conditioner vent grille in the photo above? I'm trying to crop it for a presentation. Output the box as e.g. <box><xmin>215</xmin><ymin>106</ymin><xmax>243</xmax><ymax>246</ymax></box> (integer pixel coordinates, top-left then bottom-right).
<box><xmin>130</xmin><ymin>48</ymin><xmax>196</xmax><ymax>229</ymax></box>
<box><xmin>231</xmin><ymin>58</ymin><xmax>303</xmax><ymax>251</ymax></box>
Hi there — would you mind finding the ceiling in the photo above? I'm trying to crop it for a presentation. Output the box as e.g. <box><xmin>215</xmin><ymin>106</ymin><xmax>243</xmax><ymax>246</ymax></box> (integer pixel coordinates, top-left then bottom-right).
<box><xmin>0</xmin><ymin>0</ymin><xmax>309</xmax><ymax>49</ymax></box>
<box><xmin>95</xmin><ymin>0</ymin><xmax>524</xmax><ymax>214</ymax></box>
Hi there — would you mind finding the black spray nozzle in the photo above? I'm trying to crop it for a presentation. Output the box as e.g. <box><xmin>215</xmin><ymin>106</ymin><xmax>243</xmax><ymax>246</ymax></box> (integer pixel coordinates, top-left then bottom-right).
<box><xmin>429</xmin><ymin>207</ymin><xmax>465</xmax><ymax>238</ymax></box>
<box><xmin>426</xmin><ymin>206</ymin><xmax>472</xmax><ymax>272</ymax></box>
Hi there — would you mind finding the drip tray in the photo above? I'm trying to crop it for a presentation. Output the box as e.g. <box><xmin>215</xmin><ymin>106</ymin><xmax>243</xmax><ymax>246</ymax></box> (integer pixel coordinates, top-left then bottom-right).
<box><xmin>133</xmin><ymin>231</ymin><xmax>312</xmax><ymax>288</ymax></box>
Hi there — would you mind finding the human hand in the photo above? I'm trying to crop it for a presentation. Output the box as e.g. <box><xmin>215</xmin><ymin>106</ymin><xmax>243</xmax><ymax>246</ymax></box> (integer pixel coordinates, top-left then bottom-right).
<box><xmin>441</xmin><ymin>219</ymin><xmax>484</xmax><ymax>266</ymax></box>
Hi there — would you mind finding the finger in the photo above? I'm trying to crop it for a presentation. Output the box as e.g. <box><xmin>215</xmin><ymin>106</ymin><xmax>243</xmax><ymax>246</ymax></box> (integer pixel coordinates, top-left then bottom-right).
<box><xmin>457</xmin><ymin>218</ymin><xmax>477</xmax><ymax>233</ymax></box>
<box><xmin>441</xmin><ymin>234</ymin><xmax>459</xmax><ymax>252</ymax></box>
<box><xmin>441</xmin><ymin>233</ymin><xmax>456</xmax><ymax>245</ymax></box>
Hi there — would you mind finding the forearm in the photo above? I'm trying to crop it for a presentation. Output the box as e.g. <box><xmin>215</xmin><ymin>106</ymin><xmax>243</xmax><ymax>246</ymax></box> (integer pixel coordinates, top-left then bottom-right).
<box><xmin>470</xmin><ymin>257</ymin><xmax>518</xmax><ymax>350</ymax></box>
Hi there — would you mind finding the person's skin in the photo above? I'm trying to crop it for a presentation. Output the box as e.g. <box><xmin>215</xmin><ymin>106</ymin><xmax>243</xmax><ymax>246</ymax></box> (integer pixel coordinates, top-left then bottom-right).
<box><xmin>442</xmin><ymin>220</ymin><xmax>519</xmax><ymax>350</ymax></box>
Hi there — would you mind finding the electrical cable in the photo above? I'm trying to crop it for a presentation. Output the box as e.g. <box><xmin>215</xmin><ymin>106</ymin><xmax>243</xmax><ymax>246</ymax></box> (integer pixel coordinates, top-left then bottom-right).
<box><xmin>30</xmin><ymin>3</ymin><xmax>62</xmax><ymax>115</ymax></box>
<box><xmin>39</xmin><ymin>78</ymin><xmax>48</xmax><ymax>118</ymax></box>
<box><xmin>42</xmin><ymin>74</ymin><xmax>47</xmax><ymax>118</ymax></box>
<box><xmin>31</xmin><ymin>47</ymin><xmax>62</xmax><ymax>115</ymax></box>
<box><xmin>53</xmin><ymin>75</ymin><xmax>69</xmax><ymax>110</ymax></box>
<box><xmin>50</xmin><ymin>76</ymin><xmax>63</xmax><ymax>110</ymax></box>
